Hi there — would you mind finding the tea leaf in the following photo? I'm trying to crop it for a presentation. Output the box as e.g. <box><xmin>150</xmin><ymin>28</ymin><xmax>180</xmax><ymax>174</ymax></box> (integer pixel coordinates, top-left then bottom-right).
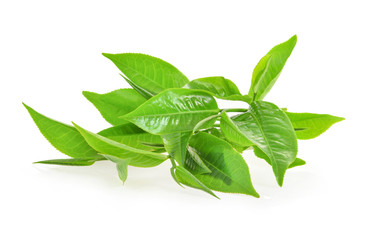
<box><xmin>224</xmin><ymin>101</ymin><xmax>298</xmax><ymax>186</ymax></box>
<box><xmin>34</xmin><ymin>158</ymin><xmax>104</xmax><ymax>166</ymax></box>
<box><xmin>103</xmin><ymin>53</ymin><xmax>189</xmax><ymax>95</ymax></box>
<box><xmin>83</xmin><ymin>89</ymin><xmax>146</xmax><ymax>125</ymax></box>
<box><xmin>285</xmin><ymin>112</ymin><xmax>345</xmax><ymax>140</ymax></box>
<box><xmin>249</xmin><ymin>35</ymin><xmax>297</xmax><ymax>100</ymax></box>
<box><xmin>73</xmin><ymin>123</ymin><xmax>168</xmax><ymax>168</ymax></box>
<box><xmin>253</xmin><ymin>146</ymin><xmax>305</xmax><ymax>169</ymax></box>
<box><xmin>101</xmin><ymin>154</ymin><xmax>130</xmax><ymax>183</ymax></box>
<box><xmin>185</xmin><ymin>132</ymin><xmax>259</xmax><ymax>197</ymax></box>
<box><xmin>122</xmin><ymin>89</ymin><xmax>219</xmax><ymax>135</ymax></box>
<box><xmin>23</xmin><ymin>103</ymin><xmax>99</xmax><ymax>158</ymax></box>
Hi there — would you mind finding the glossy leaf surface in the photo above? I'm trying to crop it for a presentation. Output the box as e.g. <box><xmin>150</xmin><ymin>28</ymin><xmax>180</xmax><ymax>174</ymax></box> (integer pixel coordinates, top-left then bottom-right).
<box><xmin>102</xmin><ymin>154</ymin><xmax>130</xmax><ymax>183</ymax></box>
<box><xmin>103</xmin><ymin>53</ymin><xmax>189</xmax><ymax>95</ymax></box>
<box><xmin>73</xmin><ymin>123</ymin><xmax>168</xmax><ymax>168</ymax></box>
<box><xmin>184</xmin><ymin>76</ymin><xmax>251</xmax><ymax>103</ymax></box>
<box><xmin>122</xmin><ymin>89</ymin><xmax>220</xmax><ymax>135</ymax></box>
<box><xmin>185</xmin><ymin>132</ymin><xmax>259</xmax><ymax>197</ymax></box>
<box><xmin>175</xmin><ymin>166</ymin><xmax>219</xmax><ymax>199</ymax></box>
<box><xmin>83</xmin><ymin>89</ymin><xmax>146</xmax><ymax>125</ymax></box>
<box><xmin>23</xmin><ymin>103</ymin><xmax>99</xmax><ymax>158</ymax></box>
<box><xmin>285</xmin><ymin>112</ymin><xmax>345</xmax><ymax>140</ymax></box>
<box><xmin>227</xmin><ymin>101</ymin><xmax>298</xmax><ymax>186</ymax></box>
<box><xmin>249</xmin><ymin>35</ymin><xmax>297</xmax><ymax>100</ymax></box>
<box><xmin>220</xmin><ymin>111</ymin><xmax>253</xmax><ymax>147</ymax></box>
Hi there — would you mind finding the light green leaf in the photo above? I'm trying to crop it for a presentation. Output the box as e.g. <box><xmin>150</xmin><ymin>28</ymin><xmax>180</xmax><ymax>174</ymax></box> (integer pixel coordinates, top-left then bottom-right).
<box><xmin>285</xmin><ymin>112</ymin><xmax>345</xmax><ymax>140</ymax></box>
<box><xmin>101</xmin><ymin>154</ymin><xmax>130</xmax><ymax>183</ymax></box>
<box><xmin>23</xmin><ymin>103</ymin><xmax>99</xmax><ymax>158</ymax></box>
<box><xmin>184</xmin><ymin>76</ymin><xmax>251</xmax><ymax>103</ymax></box>
<box><xmin>175</xmin><ymin>166</ymin><xmax>219</xmax><ymax>199</ymax></box>
<box><xmin>34</xmin><ymin>158</ymin><xmax>104</xmax><ymax>166</ymax></box>
<box><xmin>122</xmin><ymin>89</ymin><xmax>220</xmax><ymax>135</ymax></box>
<box><xmin>73</xmin><ymin>123</ymin><xmax>168</xmax><ymax>168</ymax></box>
<box><xmin>226</xmin><ymin>101</ymin><xmax>298</xmax><ymax>186</ymax></box>
<box><xmin>249</xmin><ymin>35</ymin><xmax>297</xmax><ymax>100</ymax></box>
<box><xmin>185</xmin><ymin>132</ymin><xmax>259</xmax><ymax>197</ymax></box>
<box><xmin>103</xmin><ymin>53</ymin><xmax>189</xmax><ymax>95</ymax></box>
<box><xmin>83</xmin><ymin>89</ymin><xmax>146</xmax><ymax>125</ymax></box>
<box><xmin>253</xmin><ymin>146</ymin><xmax>305</xmax><ymax>169</ymax></box>
<box><xmin>98</xmin><ymin>123</ymin><xmax>163</xmax><ymax>151</ymax></box>
<box><xmin>162</xmin><ymin>131</ymin><xmax>192</xmax><ymax>165</ymax></box>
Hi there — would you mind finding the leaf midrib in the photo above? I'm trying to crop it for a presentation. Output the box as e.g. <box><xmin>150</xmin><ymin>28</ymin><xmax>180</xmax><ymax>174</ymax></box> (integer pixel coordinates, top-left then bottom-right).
<box><xmin>129</xmin><ymin>109</ymin><xmax>219</xmax><ymax>118</ymax></box>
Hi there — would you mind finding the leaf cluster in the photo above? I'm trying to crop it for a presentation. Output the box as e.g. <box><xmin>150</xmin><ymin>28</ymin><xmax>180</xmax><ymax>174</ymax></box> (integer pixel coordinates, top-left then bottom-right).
<box><xmin>24</xmin><ymin>35</ymin><xmax>344</xmax><ymax>198</ymax></box>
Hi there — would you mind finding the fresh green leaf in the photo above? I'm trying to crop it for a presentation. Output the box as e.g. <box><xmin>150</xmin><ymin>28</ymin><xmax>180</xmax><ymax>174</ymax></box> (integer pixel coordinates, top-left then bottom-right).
<box><xmin>98</xmin><ymin>123</ymin><xmax>164</xmax><ymax>151</ymax></box>
<box><xmin>253</xmin><ymin>146</ymin><xmax>305</xmax><ymax>169</ymax></box>
<box><xmin>83</xmin><ymin>89</ymin><xmax>146</xmax><ymax>125</ymax></box>
<box><xmin>101</xmin><ymin>154</ymin><xmax>130</xmax><ymax>183</ymax></box>
<box><xmin>225</xmin><ymin>101</ymin><xmax>298</xmax><ymax>186</ymax></box>
<box><xmin>249</xmin><ymin>35</ymin><xmax>297</xmax><ymax>100</ymax></box>
<box><xmin>175</xmin><ymin>166</ymin><xmax>219</xmax><ymax>199</ymax></box>
<box><xmin>184</xmin><ymin>76</ymin><xmax>252</xmax><ymax>103</ymax></box>
<box><xmin>73</xmin><ymin>123</ymin><xmax>168</xmax><ymax>168</ymax></box>
<box><xmin>34</xmin><ymin>158</ymin><xmax>104</xmax><ymax>166</ymax></box>
<box><xmin>122</xmin><ymin>89</ymin><xmax>220</xmax><ymax>135</ymax></box>
<box><xmin>23</xmin><ymin>103</ymin><xmax>99</xmax><ymax>158</ymax></box>
<box><xmin>103</xmin><ymin>53</ymin><xmax>189</xmax><ymax>95</ymax></box>
<box><xmin>185</xmin><ymin>132</ymin><xmax>259</xmax><ymax>197</ymax></box>
<box><xmin>285</xmin><ymin>112</ymin><xmax>345</xmax><ymax>140</ymax></box>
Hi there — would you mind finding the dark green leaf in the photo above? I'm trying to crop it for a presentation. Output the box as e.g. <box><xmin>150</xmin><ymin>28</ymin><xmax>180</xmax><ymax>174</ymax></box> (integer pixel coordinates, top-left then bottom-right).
<box><xmin>285</xmin><ymin>112</ymin><xmax>345</xmax><ymax>140</ymax></box>
<box><xmin>73</xmin><ymin>123</ymin><xmax>168</xmax><ymax>168</ymax></box>
<box><xmin>23</xmin><ymin>103</ymin><xmax>99</xmax><ymax>158</ymax></box>
<box><xmin>224</xmin><ymin>101</ymin><xmax>298</xmax><ymax>186</ymax></box>
<box><xmin>175</xmin><ymin>166</ymin><xmax>219</xmax><ymax>199</ymax></box>
<box><xmin>83</xmin><ymin>89</ymin><xmax>146</xmax><ymax>125</ymax></box>
<box><xmin>249</xmin><ymin>35</ymin><xmax>297</xmax><ymax>100</ymax></box>
<box><xmin>184</xmin><ymin>76</ymin><xmax>251</xmax><ymax>103</ymax></box>
<box><xmin>185</xmin><ymin>132</ymin><xmax>259</xmax><ymax>197</ymax></box>
<box><xmin>103</xmin><ymin>53</ymin><xmax>189</xmax><ymax>95</ymax></box>
<box><xmin>122</xmin><ymin>89</ymin><xmax>220</xmax><ymax>135</ymax></box>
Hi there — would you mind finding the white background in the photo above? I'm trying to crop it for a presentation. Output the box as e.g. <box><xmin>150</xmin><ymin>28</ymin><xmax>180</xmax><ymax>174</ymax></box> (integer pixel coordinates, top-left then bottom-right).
<box><xmin>1</xmin><ymin>0</ymin><xmax>373</xmax><ymax>239</ymax></box>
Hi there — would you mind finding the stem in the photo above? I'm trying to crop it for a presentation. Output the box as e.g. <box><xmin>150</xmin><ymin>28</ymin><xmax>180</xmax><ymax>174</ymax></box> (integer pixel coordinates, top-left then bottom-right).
<box><xmin>220</xmin><ymin>108</ymin><xmax>248</xmax><ymax>113</ymax></box>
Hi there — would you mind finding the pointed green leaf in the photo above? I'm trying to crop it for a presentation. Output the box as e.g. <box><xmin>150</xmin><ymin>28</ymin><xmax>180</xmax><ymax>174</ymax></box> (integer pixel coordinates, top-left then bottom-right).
<box><xmin>228</xmin><ymin>101</ymin><xmax>298</xmax><ymax>186</ymax></box>
<box><xmin>122</xmin><ymin>89</ymin><xmax>220</xmax><ymax>135</ymax></box>
<box><xmin>285</xmin><ymin>112</ymin><xmax>345</xmax><ymax>140</ymax></box>
<box><xmin>103</xmin><ymin>53</ymin><xmax>189</xmax><ymax>95</ymax></box>
<box><xmin>175</xmin><ymin>166</ymin><xmax>219</xmax><ymax>199</ymax></box>
<box><xmin>184</xmin><ymin>76</ymin><xmax>251</xmax><ymax>103</ymax></box>
<box><xmin>34</xmin><ymin>158</ymin><xmax>104</xmax><ymax>166</ymax></box>
<box><xmin>101</xmin><ymin>154</ymin><xmax>130</xmax><ymax>183</ymax></box>
<box><xmin>98</xmin><ymin>123</ymin><xmax>163</xmax><ymax>151</ymax></box>
<box><xmin>185</xmin><ymin>132</ymin><xmax>259</xmax><ymax>197</ymax></box>
<box><xmin>83</xmin><ymin>89</ymin><xmax>146</xmax><ymax>125</ymax></box>
<box><xmin>249</xmin><ymin>35</ymin><xmax>297</xmax><ymax>100</ymax></box>
<box><xmin>162</xmin><ymin>131</ymin><xmax>192</xmax><ymax>165</ymax></box>
<box><xmin>23</xmin><ymin>103</ymin><xmax>99</xmax><ymax>158</ymax></box>
<box><xmin>253</xmin><ymin>146</ymin><xmax>305</xmax><ymax>169</ymax></box>
<box><xmin>73</xmin><ymin>123</ymin><xmax>168</xmax><ymax>168</ymax></box>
